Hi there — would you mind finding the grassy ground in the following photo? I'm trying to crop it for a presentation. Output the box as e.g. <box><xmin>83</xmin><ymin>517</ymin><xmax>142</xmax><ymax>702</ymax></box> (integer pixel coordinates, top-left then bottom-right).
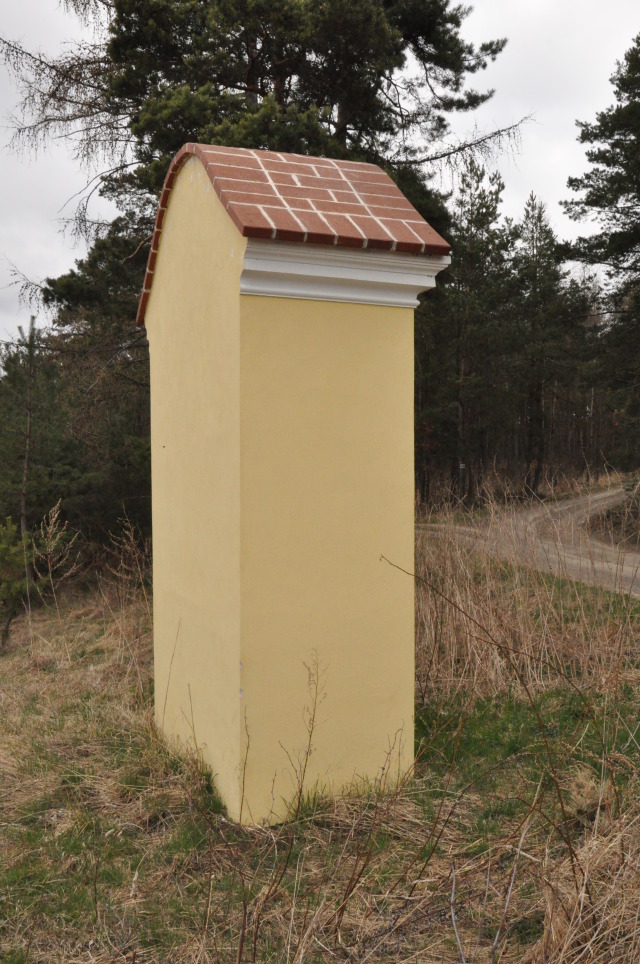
<box><xmin>2</xmin><ymin>524</ymin><xmax>640</xmax><ymax>961</ymax></box>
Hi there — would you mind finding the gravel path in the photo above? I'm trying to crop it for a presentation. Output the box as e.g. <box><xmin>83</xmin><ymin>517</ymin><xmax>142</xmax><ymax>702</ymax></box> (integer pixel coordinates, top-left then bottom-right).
<box><xmin>419</xmin><ymin>487</ymin><xmax>640</xmax><ymax>598</ymax></box>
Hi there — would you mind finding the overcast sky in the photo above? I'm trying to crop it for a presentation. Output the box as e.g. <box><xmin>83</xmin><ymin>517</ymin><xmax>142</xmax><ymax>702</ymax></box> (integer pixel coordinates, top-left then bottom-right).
<box><xmin>1</xmin><ymin>0</ymin><xmax>639</xmax><ymax>342</ymax></box>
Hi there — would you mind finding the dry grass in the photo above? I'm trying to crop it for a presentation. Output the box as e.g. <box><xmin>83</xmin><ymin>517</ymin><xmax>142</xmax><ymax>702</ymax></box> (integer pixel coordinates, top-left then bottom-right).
<box><xmin>2</xmin><ymin>504</ymin><xmax>640</xmax><ymax>961</ymax></box>
<box><xmin>590</xmin><ymin>476</ymin><xmax>640</xmax><ymax>549</ymax></box>
<box><xmin>415</xmin><ymin>488</ymin><xmax>640</xmax><ymax>697</ymax></box>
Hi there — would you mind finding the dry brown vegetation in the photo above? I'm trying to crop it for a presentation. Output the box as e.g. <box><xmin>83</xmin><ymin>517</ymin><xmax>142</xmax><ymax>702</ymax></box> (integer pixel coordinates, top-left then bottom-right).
<box><xmin>590</xmin><ymin>477</ymin><xmax>640</xmax><ymax>549</ymax></box>
<box><xmin>2</xmin><ymin>506</ymin><xmax>640</xmax><ymax>962</ymax></box>
<box><xmin>414</xmin><ymin>506</ymin><xmax>640</xmax><ymax>697</ymax></box>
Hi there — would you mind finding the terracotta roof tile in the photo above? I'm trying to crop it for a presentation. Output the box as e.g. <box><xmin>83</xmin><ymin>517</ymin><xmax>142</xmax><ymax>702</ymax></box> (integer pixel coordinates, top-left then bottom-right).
<box><xmin>137</xmin><ymin>143</ymin><xmax>450</xmax><ymax>325</ymax></box>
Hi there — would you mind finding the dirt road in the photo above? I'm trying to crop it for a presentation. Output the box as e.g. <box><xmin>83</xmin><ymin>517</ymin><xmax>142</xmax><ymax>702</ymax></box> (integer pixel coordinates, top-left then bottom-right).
<box><xmin>421</xmin><ymin>488</ymin><xmax>640</xmax><ymax>598</ymax></box>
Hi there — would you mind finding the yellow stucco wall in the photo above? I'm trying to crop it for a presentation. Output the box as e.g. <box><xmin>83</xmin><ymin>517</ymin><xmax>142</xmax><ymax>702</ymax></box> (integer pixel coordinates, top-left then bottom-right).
<box><xmin>146</xmin><ymin>156</ymin><xmax>415</xmax><ymax>824</ymax></box>
<box><xmin>146</xmin><ymin>156</ymin><xmax>247</xmax><ymax>817</ymax></box>
<box><xmin>238</xmin><ymin>296</ymin><xmax>415</xmax><ymax>821</ymax></box>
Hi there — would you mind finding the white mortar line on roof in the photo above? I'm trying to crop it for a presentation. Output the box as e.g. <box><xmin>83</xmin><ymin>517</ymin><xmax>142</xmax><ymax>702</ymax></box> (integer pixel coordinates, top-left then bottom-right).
<box><xmin>345</xmin><ymin>216</ymin><xmax>368</xmax><ymax>244</ymax></box>
<box><xmin>249</xmin><ymin>151</ymin><xmax>314</xmax><ymax>240</ymax></box>
<box><xmin>329</xmin><ymin>173</ymin><xmax>431</xmax><ymax>253</ymax></box>
<box><xmin>204</xmin><ymin>149</ymin><xmax>250</xmax><ymax>163</ymax></box>
<box><xmin>257</xmin><ymin>205</ymin><xmax>278</xmax><ymax>240</ymax></box>
<box><xmin>397</xmin><ymin>219</ymin><xmax>428</xmax><ymax>249</ymax></box>
<box><xmin>204</xmin><ymin>151</ymin><xmax>265</xmax><ymax>174</ymax></box>
<box><xmin>325</xmin><ymin>158</ymin><xmax>395</xmax><ymax>244</ymax></box>
<box><xmin>310</xmin><ymin>208</ymin><xmax>341</xmax><ymax>244</ymax></box>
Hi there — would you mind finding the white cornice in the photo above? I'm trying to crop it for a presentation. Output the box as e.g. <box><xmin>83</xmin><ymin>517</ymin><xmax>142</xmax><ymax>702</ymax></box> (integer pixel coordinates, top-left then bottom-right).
<box><xmin>240</xmin><ymin>240</ymin><xmax>450</xmax><ymax>307</ymax></box>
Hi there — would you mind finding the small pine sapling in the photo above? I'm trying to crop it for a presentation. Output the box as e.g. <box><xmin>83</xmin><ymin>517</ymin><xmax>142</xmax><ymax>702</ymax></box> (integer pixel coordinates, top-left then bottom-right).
<box><xmin>0</xmin><ymin>517</ymin><xmax>31</xmax><ymax>649</ymax></box>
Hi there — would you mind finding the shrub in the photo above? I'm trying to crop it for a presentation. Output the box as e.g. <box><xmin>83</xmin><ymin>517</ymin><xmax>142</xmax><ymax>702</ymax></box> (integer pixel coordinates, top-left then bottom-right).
<box><xmin>0</xmin><ymin>517</ymin><xmax>30</xmax><ymax>649</ymax></box>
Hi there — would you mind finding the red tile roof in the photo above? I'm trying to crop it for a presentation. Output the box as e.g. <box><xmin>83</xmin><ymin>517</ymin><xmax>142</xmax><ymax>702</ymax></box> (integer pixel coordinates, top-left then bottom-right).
<box><xmin>137</xmin><ymin>143</ymin><xmax>450</xmax><ymax>325</ymax></box>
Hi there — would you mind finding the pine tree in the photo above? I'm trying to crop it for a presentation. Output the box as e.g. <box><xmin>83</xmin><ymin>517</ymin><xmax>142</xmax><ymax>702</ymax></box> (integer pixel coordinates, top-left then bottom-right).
<box><xmin>0</xmin><ymin>518</ymin><xmax>31</xmax><ymax>649</ymax></box>
<box><xmin>0</xmin><ymin>0</ymin><xmax>517</xmax><ymax>528</ymax></box>
<box><xmin>563</xmin><ymin>33</ymin><xmax>640</xmax><ymax>279</ymax></box>
<box><xmin>3</xmin><ymin>0</ymin><xmax>510</xmax><ymax>216</ymax></box>
<box><xmin>415</xmin><ymin>159</ymin><xmax>512</xmax><ymax>500</ymax></box>
<box><xmin>563</xmin><ymin>34</ymin><xmax>640</xmax><ymax>469</ymax></box>
<box><xmin>0</xmin><ymin>326</ymin><xmax>70</xmax><ymax>528</ymax></box>
<box><xmin>417</xmin><ymin>185</ymin><xmax>596</xmax><ymax>501</ymax></box>
<box><xmin>40</xmin><ymin>217</ymin><xmax>152</xmax><ymax>537</ymax></box>
<box><xmin>511</xmin><ymin>196</ymin><xmax>592</xmax><ymax>494</ymax></box>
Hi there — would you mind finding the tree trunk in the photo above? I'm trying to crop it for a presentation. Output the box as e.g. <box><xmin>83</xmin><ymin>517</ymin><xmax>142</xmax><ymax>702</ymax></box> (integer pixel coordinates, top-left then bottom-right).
<box><xmin>334</xmin><ymin>99</ymin><xmax>350</xmax><ymax>144</ymax></box>
<box><xmin>1</xmin><ymin>614</ymin><xmax>13</xmax><ymax>651</ymax></box>
<box><xmin>20</xmin><ymin>317</ymin><xmax>35</xmax><ymax>587</ymax></box>
<box><xmin>244</xmin><ymin>34</ymin><xmax>260</xmax><ymax>107</ymax></box>
<box><xmin>524</xmin><ymin>383</ymin><xmax>544</xmax><ymax>498</ymax></box>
